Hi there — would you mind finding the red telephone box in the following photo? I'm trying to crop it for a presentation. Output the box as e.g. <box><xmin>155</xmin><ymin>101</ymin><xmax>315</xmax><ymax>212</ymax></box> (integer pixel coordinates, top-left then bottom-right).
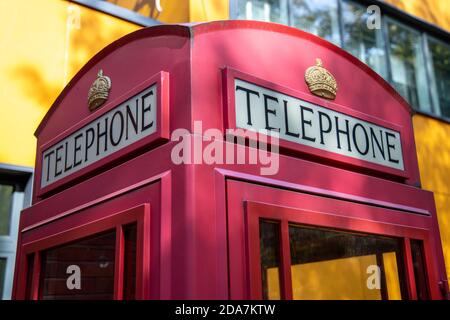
<box><xmin>13</xmin><ymin>21</ymin><xmax>448</xmax><ymax>300</ymax></box>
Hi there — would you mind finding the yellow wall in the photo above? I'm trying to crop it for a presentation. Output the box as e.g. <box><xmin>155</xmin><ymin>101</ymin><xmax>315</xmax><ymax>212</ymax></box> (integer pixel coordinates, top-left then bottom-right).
<box><xmin>105</xmin><ymin>0</ymin><xmax>229</xmax><ymax>22</ymax></box>
<box><xmin>106</xmin><ymin>0</ymin><xmax>189</xmax><ymax>23</ymax></box>
<box><xmin>189</xmin><ymin>0</ymin><xmax>229</xmax><ymax>22</ymax></box>
<box><xmin>413</xmin><ymin>115</ymin><xmax>450</xmax><ymax>279</ymax></box>
<box><xmin>0</xmin><ymin>0</ymin><xmax>140</xmax><ymax>167</ymax></box>
<box><xmin>291</xmin><ymin>255</ymin><xmax>381</xmax><ymax>300</ymax></box>
<box><xmin>384</xmin><ymin>0</ymin><xmax>450</xmax><ymax>32</ymax></box>
<box><xmin>288</xmin><ymin>254</ymin><xmax>402</xmax><ymax>300</ymax></box>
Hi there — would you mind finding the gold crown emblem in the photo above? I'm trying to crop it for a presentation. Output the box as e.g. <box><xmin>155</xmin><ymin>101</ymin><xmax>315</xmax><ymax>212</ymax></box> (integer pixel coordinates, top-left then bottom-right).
<box><xmin>304</xmin><ymin>58</ymin><xmax>337</xmax><ymax>100</ymax></box>
<box><xmin>88</xmin><ymin>70</ymin><xmax>111</xmax><ymax>111</ymax></box>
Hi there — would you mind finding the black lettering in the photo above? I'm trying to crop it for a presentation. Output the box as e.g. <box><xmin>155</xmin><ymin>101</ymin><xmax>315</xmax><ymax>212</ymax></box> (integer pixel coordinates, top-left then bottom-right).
<box><xmin>386</xmin><ymin>132</ymin><xmax>400</xmax><ymax>164</ymax></box>
<box><xmin>263</xmin><ymin>94</ymin><xmax>279</xmax><ymax>131</ymax></box>
<box><xmin>85</xmin><ymin>127</ymin><xmax>95</xmax><ymax>162</ymax></box>
<box><xmin>300</xmin><ymin>106</ymin><xmax>316</xmax><ymax>142</ymax></box>
<box><xmin>352</xmin><ymin>123</ymin><xmax>369</xmax><ymax>155</ymax></box>
<box><xmin>370</xmin><ymin>127</ymin><xmax>385</xmax><ymax>160</ymax></box>
<box><xmin>110</xmin><ymin>110</ymin><xmax>124</xmax><ymax>147</ymax></box>
<box><xmin>335</xmin><ymin>117</ymin><xmax>352</xmax><ymax>152</ymax></box>
<box><xmin>236</xmin><ymin>85</ymin><xmax>260</xmax><ymax>126</ymax></box>
<box><xmin>44</xmin><ymin>150</ymin><xmax>55</xmax><ymax>182</ymax></box>
<box><xmin>283</xmin><ymin>100</ymin><xmax>299</xmax><ymax>138</ymax></box>
<box><xmin>126</xmin><ymin>103</ymin><xmax>138</xmax><ymax>140</ymax></box>
<box><xmin>96</xmin><ymin>117</ymin><xmax>109</xmax><ymax>156</ymax></box>
<box><xmin>64</xmin><ymin>141</ymin><xmax>73</xmax><ymax>172</ymax></box>
<box><xmin>318</xmin><ymin>111</ymin><xmax>332</xmax><ymax>145</ymax></box>
<box><xmin>141</xmin><ymin>91</ymin><xmax>154</xmax><ymax>131</ymax></box>
<box><xmin>73</xmin><ymin>133</ymin><xmax>83</xmax><ymax>167</ymax></box>
<box><xmin>54</xmin><ymin>145</ymin><xmax>64</xmax><ymax>177</ymax></box>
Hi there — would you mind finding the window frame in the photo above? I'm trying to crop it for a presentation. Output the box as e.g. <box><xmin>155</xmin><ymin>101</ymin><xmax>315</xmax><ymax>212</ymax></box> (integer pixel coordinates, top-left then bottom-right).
<box><xmin>424</xmin><ymin>35</ymin><xmax>450</xmax><ymax>118</ymax></box>
<box><xmin>0</xmin><ymin>164</ymin><xmax>32</xmax><ymax>299</ymax></box>
<box><xmin>16</xmin><ymin>203</ymin><xmax>150</xmax><ymax>300</ymax></box>
<box><xmin>340</xmin><ymin>0</ymin><xmax>389</xmax><ymax>79</ymax></box>
<box><xmin>384</xmin><ymin>16</ymin><xmax>433</xmax><ymax>112</ymax></box>
<box><xmin>245</xmin><ymin>200</ymin><xmax>433</xmax><ymax>300</ymax></box>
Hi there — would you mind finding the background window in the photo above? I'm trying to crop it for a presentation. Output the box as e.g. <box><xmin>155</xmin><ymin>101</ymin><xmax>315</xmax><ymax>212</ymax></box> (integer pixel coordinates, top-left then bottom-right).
<box><xmin>259</xmin><ymin>220</ymin><xmax>281</xmax><ymax>300</ymax></box>
<box><xmin>342</xmin><ymin>0</ymin><xmax>387</xmax><ymax>78</ymax></box>
<box><xmin>428</xmin><ymin>38</ymin><xmax>450</xmax><ymax>118</ymax></box>
<box><xmin>290</xmin><ymin>0</ymin><xmax>340</xmax><ymax>45</ymax></box>
<box><xmin>238</xmin><ymin>0</ymin><xmax>288</xmax><ymax>24</ymax></box>
<box><xmin>289</xmin><ymin>225</ymin><xmax>407</xmax><ymax>300</ymax></box>
<box><xmin>40</xmin><ymin>230</ymin><xmax>116</xmax><ymax>300</ymax></box>
<box><xmin>387</xmin><ymin>20</ymin><xmax>431</xmax><ymax>110</ymax></box>
<box><xmin>0</xmin><ymin>184</ymin><xmax>13</xmax><ymax>236</ymax></box>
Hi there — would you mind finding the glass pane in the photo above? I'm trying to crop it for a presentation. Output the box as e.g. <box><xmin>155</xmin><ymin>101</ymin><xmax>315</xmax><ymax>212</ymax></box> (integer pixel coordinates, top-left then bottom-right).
<box><xmin>387</xmin><ymin>20</ymin><xmax>431</xmax><ymax>110</ymax></box>
<box><xmin>291</xmin><ymin>0</ymin><xmax>340</xmax><ymax>46</ymax></box>
<box><xmin>410</xmin><ymin>239</ymin><xmax>429</xmax><ymax>300</ymax></box>
<box><xmin>40</xmin><ymin>230</ymin><xmax>116</xmax><ymax>300</ymax></box>
<box><xmin>260</xmin><ymin>220</ymin><xmax>281</xmax><ymax>299</ymax></box>
<box><xmin>0</xmin><ymin>184</ymin><xmax>14</xmax><ymax>236</ymax></box>
<box><xmin>289</xmin><ymin>225</ymin><xmax>407</xmax><ymax>300</ymax></box>
<box><xmin>123</xmin><ymin>223</ymin><xmax>137</xmax><ymax>300</ymax></box>
<box><xmin>0</xmin><ymin>258</ymin><xmax>6</xmax><ymax>298</ymax></box>
<box><xmin>429</xmin><ymin>39</ymin><xmax>450</xmax><ymax>118</ymax></box>
<box><xmin>237</xmin><ymin>0</ymin><xmax>288</xmax><ymax>24</ymax></box>
<box><xmin>25</xmin><ymin>254</ymin><xmax>34</xmax><ymax>299</ymax></box>
<box><xmin>342</xmin><ymin>0</ymin><xmax>387</xmax><ymax>78</ymax></box>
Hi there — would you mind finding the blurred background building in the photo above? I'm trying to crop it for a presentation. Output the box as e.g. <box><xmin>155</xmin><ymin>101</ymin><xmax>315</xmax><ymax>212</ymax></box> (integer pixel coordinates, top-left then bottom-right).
<box><xmin>0</xmin><ymin>0</ymin><xmax>449</xmax><ymax>299</ymax></box>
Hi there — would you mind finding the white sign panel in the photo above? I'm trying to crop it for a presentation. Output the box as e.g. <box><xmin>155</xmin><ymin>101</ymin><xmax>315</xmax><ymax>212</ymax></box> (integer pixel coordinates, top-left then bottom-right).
<box><xmin>234</xmin><ymin>79</ymin><xmax>404</xmax><ymax>171</ymax></box>
<box><xmin>41</xmin><ymin>84</ymin><xmax>157</xmax><ymax>188</ymax></box>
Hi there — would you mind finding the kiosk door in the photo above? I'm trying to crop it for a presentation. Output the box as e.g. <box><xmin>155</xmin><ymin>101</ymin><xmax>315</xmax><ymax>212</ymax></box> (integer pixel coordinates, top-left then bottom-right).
<box><xmin>227</xmin><ymin>180</ymin><xmax>441</xmax><ymax>300</ymax></box>
<box><xmin>13</xmin><ymin>178</ymin><xmax>161</xmax><ymax>300</ymax></box>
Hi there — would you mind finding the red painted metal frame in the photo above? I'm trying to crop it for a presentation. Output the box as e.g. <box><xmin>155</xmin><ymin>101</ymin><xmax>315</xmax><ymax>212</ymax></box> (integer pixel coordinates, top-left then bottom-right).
<box><xmin>222</xmin><ymin>67</ymin><xmax>409</xmax><ymax>180</ymax></box>
<box><xmin>226</xmin><ymin>178</ymin><xmax>442</xmax><ymax>299</ymax></box>
<box><xmin>35</xmin><ymin>71</ymin><xmax>170</xmax><ymax>198</ymax></box>
<box><xmin>15</xmin><ymin>204</ymin><xmax>150</xmax><ymax>300</ymax></box>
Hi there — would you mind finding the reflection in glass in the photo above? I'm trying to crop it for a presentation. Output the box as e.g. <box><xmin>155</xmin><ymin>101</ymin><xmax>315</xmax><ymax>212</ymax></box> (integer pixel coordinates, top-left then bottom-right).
<box><xmin>259</xmin><ymin>220</ymin><xmax>281</xmax><ymax>299</ymax></box>
<box><xmin>0</xmin><ymin>258</ymin><xmax>6</xmax><ymax>298</ymax></box>
<box><xmin>387</xmin><ymin>20</ymin><xmax>430</xmax><ymax>110</ymax></box>
<box><xmin>0</xmin><ymin>184</ymin><xmax>13</xmax><ymax>236</ymax></box>
<box><xmin>289</xmin><ymin>225</ymin><xmax>407</xmax><ymax>300</ymax></box>
<box><xmin>25</xmin><ymin>254</ymin><xmax>35</xmax><ymax>299</ymax></box>
<box><xmin>123</xmin><ymin>223</ymin><xmax>137</xmax><ymax>300</ymax></box>
<box><xmin>291</xmin><ymin>0</ymin><xmax>340</xmax><ymax>45</ymax></box>
<box><xmin>410</xmin><ymin>239</ymin><xmax>429</xmax><ymax>300</ymax></box>
<box><xmin>429</xmin><ymin>38</ymin><xmax>450</xmax><ymax>118</ymax></box>
<box><xmin>238</xmin><ymin>0</ymin><xmax>288</xmax><ymax>24</ymax></box>
<box><xmin>342</xmin><ymin>0</ymin><xmax>387</xmax><ymax>78</ymax></box>
<box><xmin>40</xmin><ymin>230</ymin><xmax>116</xmax><ymax>300</ymax></box>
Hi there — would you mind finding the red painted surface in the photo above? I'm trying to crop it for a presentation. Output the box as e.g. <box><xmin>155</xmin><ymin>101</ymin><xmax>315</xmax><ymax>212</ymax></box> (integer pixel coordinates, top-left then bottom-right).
<box><xmin>13</xmin><ymin>21</ymin><xmax>447</xmax><ymax>299</ymax></box>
